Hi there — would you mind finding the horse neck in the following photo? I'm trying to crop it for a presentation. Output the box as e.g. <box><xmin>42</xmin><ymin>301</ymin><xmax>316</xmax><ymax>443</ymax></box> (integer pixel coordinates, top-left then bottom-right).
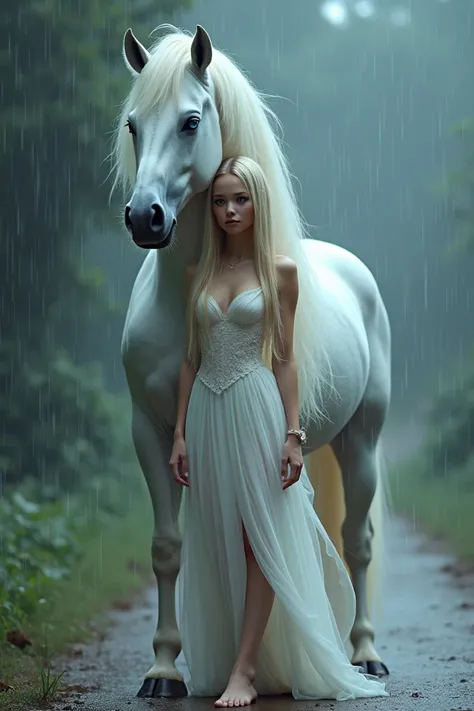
<box><xmin>154</xmin><ymin>192</ymin><xmax>207</xmax><ymax>298</ymax></box>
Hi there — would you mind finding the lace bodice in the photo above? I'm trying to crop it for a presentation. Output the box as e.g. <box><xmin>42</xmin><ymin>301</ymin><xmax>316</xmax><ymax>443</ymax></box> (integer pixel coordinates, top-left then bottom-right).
<box><xmin>196</xmin><ymin>287</ymin><xmax>267</xmax><ymax>394</ymax></box>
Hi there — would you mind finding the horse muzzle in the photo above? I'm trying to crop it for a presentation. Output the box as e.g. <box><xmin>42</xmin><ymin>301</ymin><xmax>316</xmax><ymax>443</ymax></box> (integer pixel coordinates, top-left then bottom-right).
<box><xmin>125</xmin><ymin>200</ymin><xmax>177</xmax><ymax>249</ymax></box>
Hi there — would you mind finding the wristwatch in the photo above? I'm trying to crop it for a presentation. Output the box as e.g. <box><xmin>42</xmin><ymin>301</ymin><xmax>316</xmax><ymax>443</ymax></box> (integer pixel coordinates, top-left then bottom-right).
<box><xmin>287</xmin><ymin>428</ymin><xmax>307</xmax><ymax>445</ymax></box>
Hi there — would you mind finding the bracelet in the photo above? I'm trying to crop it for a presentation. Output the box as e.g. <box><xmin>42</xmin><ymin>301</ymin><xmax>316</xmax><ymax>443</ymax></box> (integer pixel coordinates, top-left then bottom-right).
<box><xmin>287</xmin><ymin>427</ymin><xmax>307</xmax><ymax>445</ymax></box>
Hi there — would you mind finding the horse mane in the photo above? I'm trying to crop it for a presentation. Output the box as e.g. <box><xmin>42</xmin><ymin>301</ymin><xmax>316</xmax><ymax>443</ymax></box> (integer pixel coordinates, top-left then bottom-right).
<box><xmin>111</xmin><ymin>25</ymin><xmax>333</xmax><ymax>424</ymax></box>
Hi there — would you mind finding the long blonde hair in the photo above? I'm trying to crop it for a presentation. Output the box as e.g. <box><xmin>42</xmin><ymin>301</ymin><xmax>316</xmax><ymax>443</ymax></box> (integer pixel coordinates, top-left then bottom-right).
<box><xmin>111</xmin><ymin>25</ymin><xmax>333</xmax><ymax>424</ymax></box>
<box><xmin>188</xmin><ymin>156</ymin><xmax>282</xmax><ymax>368</ymax></box>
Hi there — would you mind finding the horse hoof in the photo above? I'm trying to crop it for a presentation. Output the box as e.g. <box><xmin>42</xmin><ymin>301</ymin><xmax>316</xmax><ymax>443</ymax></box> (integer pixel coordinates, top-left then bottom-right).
<box><xmin>137</xmin><ymin>677</ymin><xmax>188</xmax><ymax>698</ymax></box>
<box><xmin>353</xmin><ymin>660</ymin><xmax>389</xmax><ymax>678</ymax></box>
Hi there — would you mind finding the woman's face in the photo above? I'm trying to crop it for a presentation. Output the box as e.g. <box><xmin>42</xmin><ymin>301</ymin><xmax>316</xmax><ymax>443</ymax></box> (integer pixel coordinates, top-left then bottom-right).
<box><xmin>212</xmin><ymin>173</ymin><xmax>255</xmax><ymax>235</ymax></box>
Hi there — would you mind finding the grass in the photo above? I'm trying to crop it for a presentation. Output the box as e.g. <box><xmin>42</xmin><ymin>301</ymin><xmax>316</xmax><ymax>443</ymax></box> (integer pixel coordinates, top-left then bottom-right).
<box><xmin>0</xmin><ymin>482</ymin><xmax>154</xmax><ymax>710</ymax></box>
<box><xmin>390</xmin><ymin>454</ymin><xmax>474</xmax><ymax>563</ymax></box>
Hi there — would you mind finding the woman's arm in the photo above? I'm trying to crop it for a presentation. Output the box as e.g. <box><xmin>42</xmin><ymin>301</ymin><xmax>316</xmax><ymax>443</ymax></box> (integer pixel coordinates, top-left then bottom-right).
<box><xmin>272</xmin><ymin>257</ymin><xmax>304</xmax><ymax>490</ymax></box>
<box><xmin>173</xmin><ymin>357</ymin><xmax>197</xmax><ymax>441</ymax></box>
<box><xmin>272</xmin><ymin>257</ymin><xmax>300</xmax><ymax>430</ymax></box>
<box><xmin>170</xmin><ymin>267</ymin><xmax>199</xmax><ymax>486</ymax></box>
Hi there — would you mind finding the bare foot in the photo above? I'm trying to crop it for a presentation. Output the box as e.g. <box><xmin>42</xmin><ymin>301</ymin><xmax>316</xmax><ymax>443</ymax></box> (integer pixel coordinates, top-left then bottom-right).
<box><xmin>214</xmin><ymin>668</ymin><xmax>257</xmax><ymax>708</ymax></box>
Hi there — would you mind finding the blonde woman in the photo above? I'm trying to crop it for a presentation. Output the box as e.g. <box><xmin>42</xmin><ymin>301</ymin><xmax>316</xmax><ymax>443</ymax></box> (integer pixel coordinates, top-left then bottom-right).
<box><xmin>170</xmin><ymin>156</ymin><xmax>387</xmax><ymax>707</ymax></box>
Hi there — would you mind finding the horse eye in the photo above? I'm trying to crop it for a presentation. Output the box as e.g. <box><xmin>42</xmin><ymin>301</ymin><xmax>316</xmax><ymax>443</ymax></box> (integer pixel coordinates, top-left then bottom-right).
<box><xmin>182</xmin><ymin>117</ymin><xmax>200</xmax><ymax>132</ymax></box>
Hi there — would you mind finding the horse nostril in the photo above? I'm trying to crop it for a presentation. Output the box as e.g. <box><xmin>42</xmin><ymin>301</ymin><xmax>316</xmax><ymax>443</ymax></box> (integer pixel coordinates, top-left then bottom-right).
<box><xmin>124</xmin><ymin>202</ymin><xmax>168</xmax><ymax>241</ymax></box>
<box><xmin>124</xmin><ymin>206</ymin><xmax>132</xmax><ymax>232</ymax></box>
<box><xmin>150</xmin><ymin>203</ymin><xmax>165</xmax><ymax>232</ymax></box>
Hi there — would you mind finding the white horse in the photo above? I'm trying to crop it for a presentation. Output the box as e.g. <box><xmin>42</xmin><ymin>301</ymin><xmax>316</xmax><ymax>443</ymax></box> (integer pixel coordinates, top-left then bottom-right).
<box><xmin>111</xmin><ymin>23</ymin><xmax>391</xmax><ymax>698</ymax></box>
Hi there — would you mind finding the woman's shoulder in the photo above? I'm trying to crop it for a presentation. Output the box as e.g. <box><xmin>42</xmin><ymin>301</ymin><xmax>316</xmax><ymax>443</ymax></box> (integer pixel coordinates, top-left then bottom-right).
<box><xmin>275</xmin><ymin>255</ymin><xmax>298</xmax><ymax>302</ymax></box>
<box><xmin>275</xmin><ymin>255</ymin><xmax>298</xmax><ymax>281</ymax></box>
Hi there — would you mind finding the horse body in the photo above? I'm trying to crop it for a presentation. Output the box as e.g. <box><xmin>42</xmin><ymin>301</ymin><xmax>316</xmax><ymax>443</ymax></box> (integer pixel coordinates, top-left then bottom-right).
<box><xmin>123</xmin><ymin>235</ymin><xmax>388</xmax><ymax>447</ymax></box>
<box><xmin>114</xmin><ymin>25</ymin><xmax>391</xmax><ymax>698</ymax></box>
<box><xmin>304</xmin><ymin>238</ymin><xmax>389</xmax><ymax>447</ymax></box>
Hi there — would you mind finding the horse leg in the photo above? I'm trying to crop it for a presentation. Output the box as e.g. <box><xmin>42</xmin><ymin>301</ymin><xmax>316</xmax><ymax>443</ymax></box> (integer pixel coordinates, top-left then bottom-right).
<box><xmin>331</xmin><ymin>402</ymin><xmax>390</xmax><ymax>678</ymax></box>
<box><xmin>131</xmin><ymin>403</ymin><xmax>186</xmax><ymax>698</ymax></box>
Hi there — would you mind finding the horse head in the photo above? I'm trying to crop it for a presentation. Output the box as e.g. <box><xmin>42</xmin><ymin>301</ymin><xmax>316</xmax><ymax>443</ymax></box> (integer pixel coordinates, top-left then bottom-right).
<box><xmin>122</xmin><ymin>26</ymin><xmax>222</xmax><ymax>249</ymax></box>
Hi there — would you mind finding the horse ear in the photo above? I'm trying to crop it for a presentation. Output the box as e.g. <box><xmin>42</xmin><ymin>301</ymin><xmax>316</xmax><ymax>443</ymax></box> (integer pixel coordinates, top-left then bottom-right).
<box><xmin>123</xmin><ymin>28</ymin><xmax>150</xmax><ymax>75</ymax></box>
<box><xmin>191</xmin><ymin>25</ymin><xmax>212</xmax><ymax>74</ymax></box>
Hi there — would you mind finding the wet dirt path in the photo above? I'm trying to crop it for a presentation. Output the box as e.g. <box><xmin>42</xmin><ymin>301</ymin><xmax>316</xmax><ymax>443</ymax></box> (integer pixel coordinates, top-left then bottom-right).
<box><xmin>50</xmin><ymin>513</ymin><xmax>474</xmax><ymax>711</ymax></box>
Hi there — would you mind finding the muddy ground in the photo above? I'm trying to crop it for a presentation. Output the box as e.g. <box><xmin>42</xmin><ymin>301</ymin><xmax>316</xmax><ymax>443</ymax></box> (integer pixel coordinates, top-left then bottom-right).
<box><xmin>49</xmin><ymin>512</ymin><xmax>474</xmax><ymax>711</ymax></box>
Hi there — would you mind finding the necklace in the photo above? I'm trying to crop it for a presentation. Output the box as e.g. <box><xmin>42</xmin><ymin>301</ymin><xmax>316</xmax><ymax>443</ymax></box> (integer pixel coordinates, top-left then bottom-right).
<box><xmin>225</xmin><ymin>256</ymin><xmax>247</xmax><ymax>269</ymax></box>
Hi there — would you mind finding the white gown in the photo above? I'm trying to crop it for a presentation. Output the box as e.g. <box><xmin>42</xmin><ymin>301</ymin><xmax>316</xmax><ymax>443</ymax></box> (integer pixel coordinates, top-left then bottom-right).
<box><xmin>175</xmin><ymin>287</ymin><xmax>388</xmax><ymax>701</ymax></box>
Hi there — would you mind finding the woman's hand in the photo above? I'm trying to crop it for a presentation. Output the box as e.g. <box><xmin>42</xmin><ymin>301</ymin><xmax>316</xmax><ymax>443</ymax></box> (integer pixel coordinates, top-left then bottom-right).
<box><xmin>169</xmin><ymin>436</ymin><xmax>189</xmax><ymax>487</ymax></box>
<box><xmin>281</xmin><ymin>435</ymin><xmax>303</xmax><ymax>490</ymax></box>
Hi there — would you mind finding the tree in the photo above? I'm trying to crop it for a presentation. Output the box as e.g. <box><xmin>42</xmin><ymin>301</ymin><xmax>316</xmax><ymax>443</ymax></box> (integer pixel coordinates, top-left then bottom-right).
<box><xmin>444</xmin><ymin>120</ymin><xmax>474</xmax><ymax>255</ymax></box>
<box><xmin>0</xmin><ymin>0</ymin><xmax>191</xmax><ymax>489</ymax></box>
<box><xmin>0</xmin><ymin>0</ymin><xmax>190</xmax><ymax>346</ymax></box>
<box><xmin>420</xmin><ymin>119</ymin><xmax>474</xmax><ymax>480</ymax></box>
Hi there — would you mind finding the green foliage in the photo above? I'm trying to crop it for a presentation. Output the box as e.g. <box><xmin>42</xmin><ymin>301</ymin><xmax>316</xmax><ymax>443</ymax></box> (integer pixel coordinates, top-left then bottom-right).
<box><xmin>1</xmin><ymin>0</ymin><xmax>186</xmax><ymax>138</ymax></box>
<box><xmin>391</xmin><ymin>454</ymin><xmax>474</xmax><ymax>562</ymax></box>
<box><xmin>419</xmin><ymin>117</ymin><xmax>474</xmax><ymax>480</ymax></box>
<box><xmin>444</xmin><ymin>119</ymin><xmax>474</xmax><ymax>255</ymax></box>
<box><xmin>0</xmin><ymin>479</ymin><xmax>152</xmax><ymax>710</ymax></box>
<box><xmin>0</xmin><ymin>492</ymin><xmax>82</xmax><ymax>633</ymax></box>
<box><xmin>434</xmin><ymin>118</ymin><xmax>474</xmax><ymax>256</ymax></box>
<box><xmin>0</xmin><ymin>6</ymin><xmax>170</xmax><ymax>682</ymax></box>
<box><xmin>0</xmin><ymin>0</ymin><xmax>191</xmax><ymax>495</ymax></box>
<box><xmin>0</xmin><ymin>340</ymin><xmax>127</xmax><ymax>491</ymax></box>
<box><xmin>417</xmin><ymin>117</ymin><xmax>474</xmax><ymax>482</ymax></box>
<box><xmin>0</xmin><ymin>0</ymin><xmax>191</xmax><ymax>343</ymax></box>
<box><xmin>40</xmin><ymin>666</ymin><xmax>66</xmax><ymax>701</ymax></box>
<box><xmin>0</xmin><ymin>383</ymin><xmax>137</xmax><ymax>636</ymax></box>
<box><xmin>49</xmin><ymin>258</ymin><xmax>126</xmax><ymax>364</ymax></box>
<box><xmin>1</xmin><ymin>0</ymin><xmax>190</xmax><ymax>153</ymax></box>
<box><xmin>419</xmin><ymin>353</ymin><xmax>474</xmax><ymax>482</ymax></box>
<box><xmin>395</xmin><ymin>114</ymin><xmax>474</xmax><ymax>559</ymax></box>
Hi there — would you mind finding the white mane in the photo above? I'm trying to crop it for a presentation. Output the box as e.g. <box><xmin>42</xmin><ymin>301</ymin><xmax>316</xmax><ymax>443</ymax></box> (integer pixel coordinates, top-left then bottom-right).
<box><xmin>112</xmin><ymin>25</ymin><xmax>333</xmax><ymax>424</ymax></box>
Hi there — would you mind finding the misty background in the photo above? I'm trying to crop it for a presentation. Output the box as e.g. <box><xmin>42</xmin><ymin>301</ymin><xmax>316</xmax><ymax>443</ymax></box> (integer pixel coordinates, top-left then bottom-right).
<box><xmin>1</xmin><ymin>1</ymin><xmax>473</xmax><ymax>703</ymax></box>
<box><xmin>96</xmin><ymin>0</ymin><xmax>473</xmax><ymax>422</ymax></box>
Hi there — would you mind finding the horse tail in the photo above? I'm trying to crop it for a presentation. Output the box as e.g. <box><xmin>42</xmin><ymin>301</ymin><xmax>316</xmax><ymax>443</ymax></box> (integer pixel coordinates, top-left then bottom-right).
<box><xmin>305</xmin><ymin>445</ymin><xmax>346</xmax><ymax>562</ymax></box>
<box><xmin>305</xmin><ymin>441</ymin><xmax>389</xmax><ymax>622</ymax></box>
<box><xmin>368</xmin><ymin>440</ymin><xmax>391</xmax><ymax>624</ymax></box>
